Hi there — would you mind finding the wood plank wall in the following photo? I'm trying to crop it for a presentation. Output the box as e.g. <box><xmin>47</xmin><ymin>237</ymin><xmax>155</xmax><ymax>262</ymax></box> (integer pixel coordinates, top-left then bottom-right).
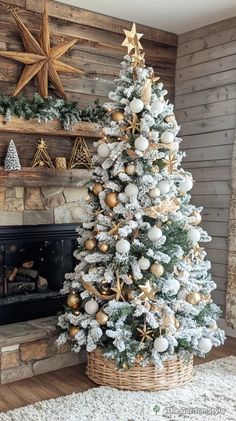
<box><xmin>175</xmin><ymin>17</ymin><xmax>236</xmax><ymax>314</ymax></box>
<box><xmin>0</xmin><ymin>0</ymin><xmax>177</xmax><ymax>166</ymax></box>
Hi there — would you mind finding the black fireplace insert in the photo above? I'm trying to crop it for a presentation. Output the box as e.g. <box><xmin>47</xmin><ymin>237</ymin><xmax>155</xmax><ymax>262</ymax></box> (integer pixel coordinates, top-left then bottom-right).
<box><xmin>0</xmin><ymin>223</ymin><xmax>77</xmax><ymax>325</ymax></box>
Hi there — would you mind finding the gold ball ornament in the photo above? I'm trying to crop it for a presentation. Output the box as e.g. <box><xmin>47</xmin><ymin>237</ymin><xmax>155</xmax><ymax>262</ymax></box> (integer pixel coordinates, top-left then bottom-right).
<box><xmin>93</xmin><ymin>183</ymin><xmax>104</xmax><ymax>196</ymax></box>
<box><xmin>125</xmin><ymin>287</ymin><xmax>136</xmax><ymax>301</ymax></box>
<box><xmin>150</xmin><ymin>263</ymin><xmax>164</xmax><ymax>277</ymax></box>
<box><xmin>125</xmin><ymin>163</ymin><xmax>136</xmax><ymax>176</ymax></box>
<box><xmin>67</xmin><ymin>292</ymin><xmax>80</xmax><ymax>309</ymax></box>
<box><xmin>105</xmin><ymin>192</ymin><xmax>118</xmax><ymax>208</ymax></box>
<box><xmin>191</xmin><ymin>211</ymin><xmax>202</xmax><ymax>225</ymax></box>
<box><xmin>149</xmin><ymin>187</ymin><xmax>160</xmax><ymax>199</ymax></box>
<box><xmin>111</xmin><ymin>111</ymin><xmax>125</xmax><ymax>121</ymax></box>
<box><xmin>68</xmin><ymin>326</ymin><xmax>80</xmax><ymax>338</ymax></box>
<box><xmin>85</xmin><ymin>238</ymin><xmax>97</xmax><ymax>251</ymax></box>
<box><xmin>187</xmin><ymin>292</ymin><xmax>201</xmax><ymax>305</ymax></box>
<box><xmin>73</xmin><ymin>310</ymin><xmax>80</xmax><ymax>316</ymax></box>
<box><xmin>136</xmin><ymin>354</ymin><xmax>144</xmax><ymax>363</ymax></box>
<box><xmin>175</xmin><ymin>319</ymin><xmax>180</xmax><ymax>329</ymax></box>
<box><xmin>96</xmin><ymin>310</ymin><xmax>109</xmax><ymax>325</ymax></box>
<box><xmin>98</xmin><ymin>242</ymin><xmax>109</xmax><ymax>253</ymax></box>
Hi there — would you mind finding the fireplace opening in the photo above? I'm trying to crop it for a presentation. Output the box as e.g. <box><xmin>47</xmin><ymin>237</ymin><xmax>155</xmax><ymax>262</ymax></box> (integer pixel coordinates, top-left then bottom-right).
<box><xmin>0</xmin><ymin>224</ymin><xmax>77</xmax><ymax>325</ymax></box>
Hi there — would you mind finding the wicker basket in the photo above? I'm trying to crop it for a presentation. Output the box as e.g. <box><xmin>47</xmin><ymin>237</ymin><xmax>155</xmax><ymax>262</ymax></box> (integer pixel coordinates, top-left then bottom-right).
<box><xmin>86</xmin><ymin>350</ymin><xmax>193</xmax><ymax>391</ymax></box>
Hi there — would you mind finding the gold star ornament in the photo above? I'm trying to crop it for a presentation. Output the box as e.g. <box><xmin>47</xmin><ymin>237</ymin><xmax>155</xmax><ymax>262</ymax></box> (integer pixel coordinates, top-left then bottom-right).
<box><xmin>124</xmin><ymin>113</ymin><xmax>140</xmax><ymax>134</ymax></box>
<box><xmin>122</xmin><ymin>23</ymin><xmax>143</xmax><ymax>54</ymax></box>
<box><xmin>137</xmin><ymin>323</ymin><xmax>153</xmax><ymax>342</ymax></box>
<box><xmin>138</xmin><ymin>280</ymin><xmax>157</xmax><ymax>301</ymax></box>
<box><xmin>111</xmin><ymin>274</ymin><xmax>125</xmax><ymax>301</ymax></box>
<box><xmin>0</xmin><ymin>4</ymin><xmax>84</xmax><ymax>99</ymax></box>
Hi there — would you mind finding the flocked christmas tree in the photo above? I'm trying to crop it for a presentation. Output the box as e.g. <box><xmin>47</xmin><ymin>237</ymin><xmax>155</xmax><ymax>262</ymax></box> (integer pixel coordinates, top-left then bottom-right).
<box><xmin>4</xmin><ymin>139</ymin><xmax>21</xmax><ymax>171</ymax></box>
<box><xmin>58</xmin><ymin>24</ymin><xmax>225</xmax><ymax>369</ymax></box>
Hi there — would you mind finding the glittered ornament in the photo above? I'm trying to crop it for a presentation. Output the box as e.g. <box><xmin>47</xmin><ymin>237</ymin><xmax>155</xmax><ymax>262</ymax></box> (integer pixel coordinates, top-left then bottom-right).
<box><xmin>111</xmin><ymin>111</ymin><xmax>124</xmax><ymax>121</ymax></box>
<box><xmin>67</xmin><ymin>291</ymin><xmax>80</xmax><ymax>309</ymax></box>
<box><xmin>116</xmin><ymin>239</ymin><xmax>130</xmax><ymax>254</ymax></box>
<box><xmin>191</xmin><ymin>211</ymin><xmax>202</xmax><ymax>225</ymax></box>
<box><xmin>98</xmin><ymin>242</ymin><xmax>109</xmax><ymax>253</ymax></box>
<box><xmin>85</xmin><ymin>299</ymin><xmax>99</xmax><ymax>315</ymax></box>
<box><xmin>148</xmin><ymin>226</ymin><xmax>162</xmax><ymax>242</ymax></box>
<box><xmin>130</xmin><ymin>98</ymin><xmax>144</xmax><ymax>113</ymax></box>
<box><xmin>158</xmin><ymin>180</ymin><xmax>170</xmax><ymax>195</ymax></box>
<box><xmin>125</xmin><ymin>183</ymin><xmax>139</xmax><ymax>198</ymax></box>
<box><xmin>97</xmin><ymin>143</ymin><xmax>110</xmax><ymax>158</ymax></box>
<box><xmin>148</xmin><ymin>187</ymin><xmax>160</xmax><ymax>198</ymax></box>
<box><xmin>134</xmin><ymin>135</ymin><xmax>149</xmax><ymax>152</ymax></box>
<box><xmin>85</xmin><ymin>238</ymin><xmax>97</xmax><ymax>251</ymax></box>
<box><xmin>198</xmin><ymin>337</ymin><xmax>212</xmax><ymax>353</ymax></box>
<box><xmin>96</xmin><ymin>310</ymin><xmax>109</xmax><ymax>325</ymax></box>
<box><xmin>187</xmin><ymin>228</ymin><xmax>201</xmax><ymax>244</ymax></box>
<box><xmin>125</xmin><ymin>163</ymin><xmax>136</xmax><ymax>176</ymax></box>
<box><xmin>105</xmin><ymin>192</ymin><xmax>118</xmax><ymax>208</ymax></box>
<box><xmin>138</xmin><ymin>257</ymin><xmax>151</xmax><ymax>270</ymax></box>
<box><xmin>154</xmin><ymin>336</ymin><xmax>169</xmax><ymax>352</ymax></box>
<box><xmin>187</xmin><ymin>292</ymin><xmax>201</xmax><ymax>305</ymax></box>
<box><xmin>93</xmin><ymin>183</ymin><xmax>104</xmax><ymax>195</ymax></box>
<box><xmin>161</xmin><ymin>131</ymin><xmax>175</xmax><ymax>144</ymax></box>
<box><xmin>68</xmin><ymin>326</ymin><xmax>80</xmax><ymax>338</ymax></box>
<box><xmin>179</xmin><ymin>177</ymin><xmax>193</xmax><ymax>192</ymax></box>
<box><xmin>150</xmin><ymin>262</ymin><xmax>164</xmax><ymax>277</ymax></box>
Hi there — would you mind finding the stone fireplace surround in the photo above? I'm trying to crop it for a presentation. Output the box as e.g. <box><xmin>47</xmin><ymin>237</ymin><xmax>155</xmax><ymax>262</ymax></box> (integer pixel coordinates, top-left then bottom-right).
<box><xmin>0</xmin><ymin>185</ymin><xmax>87</xmax><ymax>384</ymax></box>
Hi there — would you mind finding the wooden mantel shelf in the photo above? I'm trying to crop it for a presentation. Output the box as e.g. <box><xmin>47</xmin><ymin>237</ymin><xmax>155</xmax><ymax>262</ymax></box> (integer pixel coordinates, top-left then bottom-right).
<box><xmin>0</xmin><ymin>116</ymin><xmax>102</xmax><ymax>138</ymax></box>
<box><xmin>0</xmin><ymin>167</ymin><xmax>91</xmax><ymax>187</ymax></box>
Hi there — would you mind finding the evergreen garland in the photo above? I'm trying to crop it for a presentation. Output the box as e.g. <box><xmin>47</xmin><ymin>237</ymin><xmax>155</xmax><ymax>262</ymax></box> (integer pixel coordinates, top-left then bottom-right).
<box><xmin>0</xmin><ymin>93</ymin><xmax>106</xmax><ymax>130</ymax></box>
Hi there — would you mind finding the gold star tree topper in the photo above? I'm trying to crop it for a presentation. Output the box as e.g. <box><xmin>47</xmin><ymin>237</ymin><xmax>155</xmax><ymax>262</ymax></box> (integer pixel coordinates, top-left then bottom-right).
<box><xmin>0</xmin><ymin>4</ymin><xmax>84</xmax><ymax>99</ymax></box>
<box><xmin>122</xmin><ymin>23</ymin><xmax>145</xmax><ymax>68</ymax></box>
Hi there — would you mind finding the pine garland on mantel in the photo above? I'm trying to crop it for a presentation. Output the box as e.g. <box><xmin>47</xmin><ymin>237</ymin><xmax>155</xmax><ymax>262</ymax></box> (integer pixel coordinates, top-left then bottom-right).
<box><xmin>0</xmin><ymin>93</ymin><xmax>106</xmax><ymax>130</ymax></box>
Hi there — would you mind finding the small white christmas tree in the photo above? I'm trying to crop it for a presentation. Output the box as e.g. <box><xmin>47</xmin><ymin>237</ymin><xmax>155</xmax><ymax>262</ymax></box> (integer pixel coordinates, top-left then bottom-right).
<box><xmin>4</xmin><ymin>139</ymin><xmax>21</xmax><ymax>171</ymax></box>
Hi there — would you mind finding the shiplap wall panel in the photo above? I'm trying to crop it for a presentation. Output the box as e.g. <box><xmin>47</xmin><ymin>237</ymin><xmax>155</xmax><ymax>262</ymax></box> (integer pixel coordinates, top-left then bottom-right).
<box><xmin>176</xmin><ymin>20</ymin><xmax>236</xmax><ymax>313</ymax></box>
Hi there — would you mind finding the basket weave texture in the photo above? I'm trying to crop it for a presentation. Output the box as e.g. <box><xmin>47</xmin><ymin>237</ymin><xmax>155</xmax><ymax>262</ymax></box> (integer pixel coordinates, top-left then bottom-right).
<box><xmin>86</xmin><ymin>350</ymin><xmax>193</xmax><ymax>391</ymax></box>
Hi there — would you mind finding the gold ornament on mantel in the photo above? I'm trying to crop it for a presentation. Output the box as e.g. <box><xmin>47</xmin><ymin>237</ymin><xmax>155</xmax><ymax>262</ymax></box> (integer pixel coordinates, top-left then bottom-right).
<box><xmin>68</xmin><ymin>137</ymin><xmax>92</xmax><ymax>170</ymax></box>
<box><xmin>31</xmin><ymin>139</ymin><xmax>55</xmax><ymax>169</ymax></box>
<box><xmin>0</xmin><ymin>4</ymin><xmax>84</xmax><ymax>99</ymax></box>
<box><xmin>55</xmin><ymin>157</ymin><xmax>67</xmax><ymax>170</ymax></box>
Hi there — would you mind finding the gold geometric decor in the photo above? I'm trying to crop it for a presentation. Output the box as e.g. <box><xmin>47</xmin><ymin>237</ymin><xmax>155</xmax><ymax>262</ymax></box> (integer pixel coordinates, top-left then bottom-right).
<box><xmin>31</xmin><ymin>139</ymin><xmax>55</xmax><ymax>169</ymax></box>
<box><xmin>68</xmin><ymin>137</ymin><xmax>92</xmax><ymax>169</ymax></box>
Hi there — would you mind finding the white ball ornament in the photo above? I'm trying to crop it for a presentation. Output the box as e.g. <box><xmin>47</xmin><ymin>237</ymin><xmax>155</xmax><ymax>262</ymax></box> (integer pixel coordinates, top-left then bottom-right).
<box><xmin>151</xmin><ymin>99</ymin><xmax>164</xmax><ymax>115</ymax></box>
<box><xmin>97</xmin><ymin>143</ymin><xmax>110</xmax><ymax>158</ymax></box>
<box><xmin>171</xmin><ymin>142</ymin><xmax>180</xmax><ymax>152</ymax></box>
<box><xmin>138</xmin><ymin>257</ymin><xmax>151</xmax><ymax>271</ymax></box>
<box><xmin>72</xmin><ymin>206</ymin><xmax>86</xmax><ymax>221</ymax></box>
<box><xmin>130</xmin><ymin>98</ymin><xmax>144</xmax><ymax>113</ymax></box>
<box><xmin>177</xmin><ymin>289</ymin><xmax>188</xmax><ymax>300</ymax></box>
<box><xmin>149</xmin><ymin>187</ymin><xmax>160</xmax><ymax>199</ymax></box>
<box><xmin>158</xmin><ymin>180</ymin><xmax>170</xmax><ymax>195</ymax></box>
<box><xmin>125</xmin><ymin>183</ymin><xmax>139</xmax><ymax>198</ymax></box>
<box><xmin>187</xmin><ymin>228</ymin><xmax>201</xmax><ymax>244</ymax></box>
<box><xmin>85</xmin><ymin>299</ymin><xmax>99</xmax><ymax>315</ymax></box>
<box><xmin>165</xmin><ymin>278</ymin><xmax>180</xmax><ymax>295</ymax></box>
<box><xmin>161</xmin><ymin>131</ymin><xmax>175</xmax><ymax>144</ymax></box>
<box><xmin>148</xmin><ymin>227</ymin><xmax>162</xmax><ymax>242</ymax></box>
<box><xmin>134</xmin><ymin>136</ymin><xmax>149</xmax><ymax>152</ymax></box>
<box><xmin>198</xmin><ymin>337</ymin><xmax>212</xmax><ymax>353</ymax></box>
<box><xmin>179</xmin><ymin>177</ymin><xmax>193</xmax><ymax>192</ymax></box>
<box><xmin>154</xmin><ymin>337</ymin><xmax>169</xmax><ymax>352</ymax></box>
<box><xmin>116</xmin><ymin>239</ymin><xmax>130</xmax><ymax>254</ymax></box>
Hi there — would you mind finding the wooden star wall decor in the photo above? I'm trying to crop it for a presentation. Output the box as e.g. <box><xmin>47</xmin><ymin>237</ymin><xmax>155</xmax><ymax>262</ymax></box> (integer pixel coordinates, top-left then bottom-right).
<box><xmin>0</xmin><ymin>4</ymin><xmax>84</xmax><ymax>99</ymax></box>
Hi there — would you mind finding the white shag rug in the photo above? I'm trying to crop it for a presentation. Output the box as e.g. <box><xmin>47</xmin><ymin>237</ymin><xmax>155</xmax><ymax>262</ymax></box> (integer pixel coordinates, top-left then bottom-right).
<box><xmin>1</xmin><ymin>356</ymin><xmax>235</xmax><ymax>421</ymax></box>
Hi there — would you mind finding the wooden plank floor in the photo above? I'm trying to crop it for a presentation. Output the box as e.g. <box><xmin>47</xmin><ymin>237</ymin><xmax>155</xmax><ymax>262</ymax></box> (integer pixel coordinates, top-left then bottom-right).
<box><xmin>0</xmin><ymin>336</ymin><xmax>235</xmax><ymax>413</ymax></box>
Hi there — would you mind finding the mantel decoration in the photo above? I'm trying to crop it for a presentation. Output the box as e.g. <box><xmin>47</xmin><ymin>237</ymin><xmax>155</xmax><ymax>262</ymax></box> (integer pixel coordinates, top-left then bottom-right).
<box><xmin>31</xmin><ymin>138</ymin><xmax>55</xmax><ymax>168</ymax></box>
<box><xmin>68</xmin><ymin>137</ymin><xmax>92</xmax><ymax>170</ymax></box>
<box><xmin>0</xmin><ymin>93</ymin><xmax>105</xmax><ymax>130</ymax></box>
<box><xmin>58</xmin><ymin>23</ymin><xmax>225</xmax><ymax>391</ymax></box>
<box><xmin>0</xmin><ymin>4</ymin><xmax>83</xmax><ymax>100</ymax></box>
<box><xmin>4</xmin><ymin>139</ymin><xmax>21</xmax><ymax>171</ymax></box>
